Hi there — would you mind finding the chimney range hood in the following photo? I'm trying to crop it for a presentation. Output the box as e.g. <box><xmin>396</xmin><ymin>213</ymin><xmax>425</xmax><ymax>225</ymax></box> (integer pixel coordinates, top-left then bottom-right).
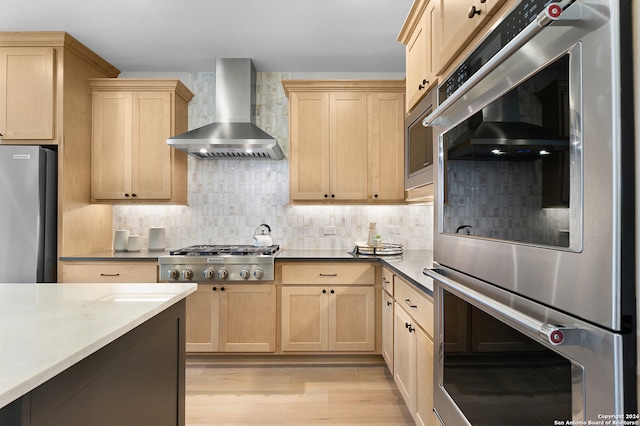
<box><xmin>167</xmin><ymin>58</ymin><xmax>284</xmax><ymax>160</ymax></box>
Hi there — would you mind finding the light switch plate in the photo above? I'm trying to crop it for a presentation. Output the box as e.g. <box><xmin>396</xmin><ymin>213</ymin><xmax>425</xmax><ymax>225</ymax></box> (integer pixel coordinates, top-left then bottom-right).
<box><xmin>323</xmin><ymin>226</ymin><xmax>336</xmax><ymax>236</ymax></box>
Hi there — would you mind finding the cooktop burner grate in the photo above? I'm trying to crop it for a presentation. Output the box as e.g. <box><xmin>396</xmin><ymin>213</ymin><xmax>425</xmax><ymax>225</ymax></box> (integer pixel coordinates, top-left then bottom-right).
<box><xmin>169</xmin><ymin>245</ymin><xmax>280</xmax><ymax>256</ymax></box>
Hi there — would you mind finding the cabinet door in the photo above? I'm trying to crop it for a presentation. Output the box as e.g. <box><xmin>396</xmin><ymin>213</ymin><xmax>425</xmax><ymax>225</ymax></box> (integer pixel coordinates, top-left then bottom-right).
<box><xmin>132</xmin><ymin>91</ymin><xmax>172</xmax><ymax>200</ymax></box>
<box><xmin>406</xmin><ymin>7</ymin><xmax>431</xmax><ymax>110</ymax></box>
<box><xmin>219</xmin><ymin>284</ymin><xmax>276</xmax><ymax>352</ymax></box>
<box><xmin>394</xmin><ymin>305</ymin><xmax>416</xmax><ymax>414</ymax></box>
<box><xmin>415</xmin><ymin>326</ymin><xmax>437</xmax><ymax>426</ymax></box>
<box><xmin>329</xmin><ymin>286</ymin><xmax>375</xmax><ymax>351</ymax></box>
<box><xmin>0</xmin><ymin>47</ymin><xmax>55</xmax><ymax>141</ymax></box>
<box><xmin>92</xmin><ymin>91</ymin><xmax>133</xmax><ymax>199</ymax></box>
<box><xmin>281</xmin><ymin>286</ymin><xmax>329</xmax><ymax>351</ymax></box>
<box><xmin>289</xmin><ymin>92</ymin><xmax>331</xmax><ymax>200</ymax></box>
<box><xmin>330</xmin><ymin>92</ymin><xmax>368</xmax><ymax>200</ymax></box>
<box><xmin>185</xmin><ymin>284</ymin><xmax>219</xmax><ymax>352</ymax></box>
<box><xmin>369</xmin><ymin>93</ymin><xmax>405</xmax><ymax>202</ymax></box>
<box><xmin>382</xmin><ymin>290</ymin><xmax>395</xmax><ymax>373</ymax></box>
<box><xmin>438</xmin><ymin>0</ymin><xmax>506</xmax><ymax>73</ymax></box>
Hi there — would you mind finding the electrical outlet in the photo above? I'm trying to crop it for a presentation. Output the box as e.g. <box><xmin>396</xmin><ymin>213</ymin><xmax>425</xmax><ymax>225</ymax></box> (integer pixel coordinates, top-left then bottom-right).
<box><xmin>323</xmin><ymin>226</ymin><xmax>336</xmax><ymax>236</ymax></box>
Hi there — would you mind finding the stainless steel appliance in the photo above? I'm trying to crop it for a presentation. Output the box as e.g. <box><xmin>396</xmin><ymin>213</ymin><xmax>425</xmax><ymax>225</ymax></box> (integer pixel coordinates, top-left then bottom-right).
<box><xmin>167</xmin><ymin>58</ymin><xmax>284</xmax><ymax>160</ymax></box>
<box><xmin>422</xmin><ymin>0</ymin><xmax>636</xmax><ymax>423</ymax></box>
<box><xmin>0</xmin><ymin>145</ymin><xmax>57</xmax><ymax>283</ymax></box>
<box><xmin>158</xmin><ymin>245</ymin><xmax>281</xmax><ymax>282</ymax></box>
<box><xmin>404</xmin><ymin>87</ymin><xmax>436</xmax><ymax>189</ymax></box>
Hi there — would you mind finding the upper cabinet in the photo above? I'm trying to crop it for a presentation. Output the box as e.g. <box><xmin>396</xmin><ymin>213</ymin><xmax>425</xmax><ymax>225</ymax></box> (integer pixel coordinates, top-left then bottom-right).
<box><xmin>283</xmin><ymin>80</ymin><xmax>405</xmax><ymax>204</ymax></box>
<box><xmin>0</xmin><ymin>47</ymin><xmax>56</xmax><ymax>142</ymax></box>
<box><xmin>437</xmin><ymin>0</ymin><xmax>506</xmax><ymax>73</ymax></box>
<box><xmin>89</xmin><ymin>79</ymin><xmax>194</xmax><ymax>204</ymax></box>
<box><xmin>397</xmin><ymin>0</ymin><xmax>440</xmax><ymax>113</ymax></box>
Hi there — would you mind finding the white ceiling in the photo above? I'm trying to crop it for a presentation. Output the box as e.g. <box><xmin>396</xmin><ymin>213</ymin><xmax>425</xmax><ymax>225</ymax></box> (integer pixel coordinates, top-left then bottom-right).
<box><xmin>2</xmin><ymin>0</ymin><xmax>413</xmax><ymax>73</ymax></box>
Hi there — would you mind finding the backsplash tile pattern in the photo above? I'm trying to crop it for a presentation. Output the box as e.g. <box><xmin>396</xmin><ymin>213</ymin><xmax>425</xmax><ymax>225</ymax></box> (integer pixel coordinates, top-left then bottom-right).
<box><xmin>113</xmin><ymin>71</ymin><xmax>433</xmax><ymax>251</ymax></box>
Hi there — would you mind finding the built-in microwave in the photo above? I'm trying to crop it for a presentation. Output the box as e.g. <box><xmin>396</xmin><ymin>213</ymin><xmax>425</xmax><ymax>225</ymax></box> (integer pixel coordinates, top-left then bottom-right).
<box><xmin>404</xmin><ymin>88</ymin><xmax>436</xmax><ymax>190</ymax></box>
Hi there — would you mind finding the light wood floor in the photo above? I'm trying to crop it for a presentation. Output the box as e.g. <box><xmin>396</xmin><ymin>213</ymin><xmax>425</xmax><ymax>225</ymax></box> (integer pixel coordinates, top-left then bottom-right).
<box><xmin>185</xmin><ymin>365</ymin><xmax>415</xmax><ymax>425</ymax></box>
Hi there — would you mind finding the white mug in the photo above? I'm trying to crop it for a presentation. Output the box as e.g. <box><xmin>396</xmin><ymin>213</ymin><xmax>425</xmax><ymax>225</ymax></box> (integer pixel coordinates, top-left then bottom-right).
<box><xmin>113</xmin><ymin>230</ymin><xmax>130</xmax><ymax>252</ymax></box>
<box><xmin>126</xmin><ymin>235</ymin><xmax>142</xmax><ymax>252</ymax></box>
<box><xmin>148</xmin><ymin>227</ymin><xmax>166</xmax><ymax>251</ymax></box>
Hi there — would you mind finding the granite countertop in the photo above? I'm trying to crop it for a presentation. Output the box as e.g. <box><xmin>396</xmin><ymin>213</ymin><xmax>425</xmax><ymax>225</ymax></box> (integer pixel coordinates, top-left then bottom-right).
<box><xmin>277</xmin><ymin>248</ymin><xmax>434</xmax><ymax>296</ymax></box>
<box><xmin>0</xmin><ymin>282</ymin><xmax>197</xmax><ymax>409</ymax></box>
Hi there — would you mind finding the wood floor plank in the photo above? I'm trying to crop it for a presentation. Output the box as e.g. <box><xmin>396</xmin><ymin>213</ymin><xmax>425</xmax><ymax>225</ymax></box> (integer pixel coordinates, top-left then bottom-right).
<box><xmin>185</xmin><ymin>365</ymin><xmax>415</xmax><ymax>425</ymax></box>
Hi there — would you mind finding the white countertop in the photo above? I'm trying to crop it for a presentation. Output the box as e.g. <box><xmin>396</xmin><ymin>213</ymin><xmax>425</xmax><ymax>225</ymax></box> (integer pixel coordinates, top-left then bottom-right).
<box><xmin>0</xmin><ymin>282</ymin><xmax>197</xmax><ymax>409</ymax></box>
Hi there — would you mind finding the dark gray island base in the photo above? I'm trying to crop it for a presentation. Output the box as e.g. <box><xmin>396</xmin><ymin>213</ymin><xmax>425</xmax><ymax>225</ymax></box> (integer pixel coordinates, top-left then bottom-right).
<box><xmin>1</xmin><ymin>300</ymin><xmax>186</xmax><ymax>426</ymax></box>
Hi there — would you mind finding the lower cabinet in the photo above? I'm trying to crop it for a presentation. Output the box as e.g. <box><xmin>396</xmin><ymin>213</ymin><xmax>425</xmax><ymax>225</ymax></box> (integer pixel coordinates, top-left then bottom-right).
<box><xmin>281</xmin><ymin>285</ymin><xmax>375</xmax><ymax>352</ymax></box>
<box><xmin>185</xmin><ymin>283</ymin><xmax>276</xmax><ymax>353</ymax></box>
<box><xmin>60</xmin><ymin>261</ymin><xmax>158</xmax><ymax>283</ymax></box>
<box><xmin>393</xmin><ymin>276</ymin><xmax>437</xmax><ymax>426</ymax></box>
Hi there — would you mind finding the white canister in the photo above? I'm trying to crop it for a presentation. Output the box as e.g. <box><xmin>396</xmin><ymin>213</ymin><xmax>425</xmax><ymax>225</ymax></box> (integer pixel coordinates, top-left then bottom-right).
<box><xmin>148</xmin><ymin>227</ymin><xmax>166</xmax><ymax>251</ymax></box>
<box><xmin>126</xmin><ymin>235</ymin><xmax>142</xmax><ymax>252</ymax></box>
<box><xmin>113</xmin><ymin>230</ymin><xmax>130</xmax><ymax>252</ymax></box>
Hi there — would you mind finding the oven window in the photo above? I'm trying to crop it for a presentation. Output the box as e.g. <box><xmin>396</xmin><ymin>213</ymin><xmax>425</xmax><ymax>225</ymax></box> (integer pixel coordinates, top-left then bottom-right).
<box><xmin>442</xmin><ymin>54</ymin><xmax>573</xmax><ymax>247</ymax></box>
<box><xmin>442</xmin><ymin>290</ymin><xmax>572</xmax><ymax>425</ymax></box>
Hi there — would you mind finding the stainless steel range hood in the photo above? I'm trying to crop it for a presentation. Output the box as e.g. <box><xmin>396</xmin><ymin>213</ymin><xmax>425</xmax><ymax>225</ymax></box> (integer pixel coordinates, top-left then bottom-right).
<box><xmin>167</xmin><ymin>58</ymin><xmax>284</xmax><ymax>160</ymax></box>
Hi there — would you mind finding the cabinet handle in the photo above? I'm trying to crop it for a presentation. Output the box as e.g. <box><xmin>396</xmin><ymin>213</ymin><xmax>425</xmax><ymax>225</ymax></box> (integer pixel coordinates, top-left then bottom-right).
<box><xmin>405</xmin><ymin>322</ymin><xmax>415</xmax><ymax>332</ymax></box>
<box><xmin>418</xmin><ymin>79</ymin><xmax>428</xmax><ymax>90</ymax></box>
<box><xmin>331</xmin><ymin>194</ymin><xmax>335</xmax><ymax>198</ymax></box>
<box><xmin>468</xmin><ymin>5</ymin><xmax>481</xmax><ymax>18</ymax></box>
<box><xmin>212</xmin><ymin>287</ymin><xmax>217</xmax><ymax>291</ymax></box>
<box><xmin>124</xmin><ymin>193</ymin><xmax>130</xmax><ymax>197</ymax></box>
<box><xmin>319</xmin><ymin>273</ymin><xmax>338</xmax><ymax>277</ymax></box>
<box><xmin>324</xmin><ymin>194</ymin><xmax>329</xmax><ymax>198</ymax></box>
<box><xmin>330</xmin><ymin>289</ymin><xmax>335</xmax><ymax>294</ymax></box>
<box><xmin>387</xmin><ymin>301</ymin><xmax>392</xmax><ymax>306</ymax></box>
<box><xmin>131</xmin><ymin>193</ymin><xmax>137</xmax><ymax>198</ymax></box>
<box><xmin>99</xmin><ymin>273</ymin><xmax>120</xmax><ymax>277</ymax></box>
<box><xmin>404</xmin><ymin>299</ymin><xmax>417</xmax><ymax>308</ymax></box>
<box><xmin>0</xmin><ymin>132</ymin><xmax>3</xmax><ymax>137</ymax></box>
<box><xmin>220</xmin><ymin>286</ymin><xmax>225</xmax><ymax>291</ymax></box>
<box><xmin>322</xmin><ymin>289</ymin><xmax>327</xmax><ymax>294</ymax></box>
<box><xmin>374</xmin><ymin>194</ymin><xmax>379</xmax><ymax>198</ymax></box>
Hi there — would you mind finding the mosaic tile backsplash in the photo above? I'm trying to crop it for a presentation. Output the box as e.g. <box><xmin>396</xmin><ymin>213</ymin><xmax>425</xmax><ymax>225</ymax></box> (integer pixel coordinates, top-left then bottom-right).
<box><xmin>113</xmin><ymin>71</ymin><xmax>433</xmax><ymax>250</ymax></box>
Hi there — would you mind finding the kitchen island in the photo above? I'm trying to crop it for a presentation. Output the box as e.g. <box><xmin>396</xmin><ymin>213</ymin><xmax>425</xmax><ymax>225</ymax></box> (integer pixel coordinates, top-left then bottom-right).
<box><xmin>0</xmin><ymin>282</ymin><xmax>196</xmax><ymax>425</ymax></box>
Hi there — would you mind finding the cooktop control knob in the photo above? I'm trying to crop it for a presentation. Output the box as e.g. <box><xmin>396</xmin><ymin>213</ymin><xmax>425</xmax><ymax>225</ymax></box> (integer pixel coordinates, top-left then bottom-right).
<box><xmin>217</xmin><ymin>268</ymin><xmax>228</xmax><ymax>279</ymax></box>
<box><xmin>254</xmin><ymin>268</ymin><xmax>264</xmax><ymax>279</ymax></box>
<box><xmin>203</xmin><ymin>268</ymin><xmax>215</xmax><ymax>280</ymax></box>
<box><xmin>182</xmin><ymin>268</ymin><xmax>194</xmax><ymax>280</ymax></box>
<box><xmin>168</xmin><ymin>268</ymin><xmax>180</xmax><ymax>280</ymax></box>
<box><xmin>239</xmin><ymin>268</ymin><xmax>250</xmax><ymax>280</ymax></box>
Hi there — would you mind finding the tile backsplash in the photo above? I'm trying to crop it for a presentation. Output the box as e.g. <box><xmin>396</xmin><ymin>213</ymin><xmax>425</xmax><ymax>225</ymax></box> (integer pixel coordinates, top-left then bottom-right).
<box><xmin>113</xmin><ymin>70</ymin><xmax>433</xmax><ymax>251</ymax></box>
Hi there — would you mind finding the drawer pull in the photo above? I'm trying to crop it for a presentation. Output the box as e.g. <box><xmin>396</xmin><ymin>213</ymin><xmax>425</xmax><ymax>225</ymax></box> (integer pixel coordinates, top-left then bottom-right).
<box><xmin>319</xmin><ymin>273</ymin><xmax>338</xmax><ymax>277</ymax></box>
<box><xmin>100</xmin><ymin>273</ymin><xmax>120</xmax><ymax>277</ymax></box>
<box><xmin>404</xmin><ymin>299</ymin><xmax>417</xmax><ymax>308</ymax></box>
<box><xmin>386</xmin><ymin>301</ymin><xmax>392</xmax><ymax>306</ymax></box>
<box><xmin>405</xmin><ymin>322</ymin><xmax>415</xmax><ymax>333</ymax></box>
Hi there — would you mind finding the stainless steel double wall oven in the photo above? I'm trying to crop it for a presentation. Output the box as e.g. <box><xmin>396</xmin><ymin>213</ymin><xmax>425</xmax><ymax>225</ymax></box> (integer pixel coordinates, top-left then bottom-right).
<box><xmin>423</xmin><ymin>0</ymin><xmax>636</xmax><ymax>424</ymax></box>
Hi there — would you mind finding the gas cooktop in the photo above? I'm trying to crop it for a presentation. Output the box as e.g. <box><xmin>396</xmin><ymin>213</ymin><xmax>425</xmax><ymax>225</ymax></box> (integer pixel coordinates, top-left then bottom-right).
<box><xmin>169</xmin><ymin>244</ymin><xmax>280</xmax><ymax>256</ymax></box>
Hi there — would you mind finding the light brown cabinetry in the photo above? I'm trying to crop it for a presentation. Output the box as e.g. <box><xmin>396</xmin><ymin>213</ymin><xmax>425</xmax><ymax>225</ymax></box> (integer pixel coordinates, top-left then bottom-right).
<box><xmin>398</xmin><ymin>0</ymin><xmax>440</xmax><ymax>112</ymax></box>
<box><xmin>381</xmin><ymin>267</ymin><xmax>395</xmax><ymax>373</ymax></box>
<box><xmin>60</xmin><ymin>261</ymin><xmax>158</xmax><ymax>283</ymax></box>
<box><xmin>437</xmin><ymin>0</ymin><xmax>506</xmax><ymax>73</ymax></box>
<box><xmin>280</xmin><ymin>262</ymin><xmax>377</xmax><ymax>352</ymax></box>
<box><xmin>0</xmin><ymin>33</ymin><xmax>121</xmax><ymax>280</ymax></box>
<box><xmin>394</xmin><ymin>276</ymin><xmax>437</xmax><ymax>426</ymax></box>
<box><xmin>283</xmin><ymin>80</ymin><xmax>405</xmax><ymax>203</ymax></box>
<box><xmin>0</xmin><ymin>47</ymin><xmax>55</xmax><ymax>142</ymax></box>
<box><xmin>186</xmin><ymin>283</ymin><xmax>276</xmax><ymax>353</ymax></box>
<box><xmin>89</xmin><ymin>79</ymin><xmax>193</xmax><ymax>204</ymax></box>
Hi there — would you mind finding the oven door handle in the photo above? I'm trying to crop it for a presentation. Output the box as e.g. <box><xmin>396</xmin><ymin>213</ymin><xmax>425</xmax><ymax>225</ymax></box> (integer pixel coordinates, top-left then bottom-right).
<box><xmin>422</xmin><ymin>0</ymin><xmax>584</xmax><ymax>127</ymax></box>
<box><xmin>423</xmin><ymin>268</ymin><xmax>578</xmax><ymax>346</ymax></box>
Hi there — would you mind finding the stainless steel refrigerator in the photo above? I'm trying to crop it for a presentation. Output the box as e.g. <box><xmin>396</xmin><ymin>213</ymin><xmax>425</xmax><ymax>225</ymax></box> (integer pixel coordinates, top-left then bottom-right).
<box><xmin>0</xmin><ymin>145</ymin><xmax>57</xmax><ymax>282</ymax></box>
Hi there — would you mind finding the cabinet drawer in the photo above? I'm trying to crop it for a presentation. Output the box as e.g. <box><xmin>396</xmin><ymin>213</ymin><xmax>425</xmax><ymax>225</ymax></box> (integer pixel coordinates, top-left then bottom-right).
<box><xmin>61</xmin><ymin>261</ymin><xmax>158</xmax><ymax>283</ymax></box>
<box><xmin>395</xmin><ymin>276</ymin><xmax>433</xmax><ymax>337</ymax></box>
<box><xmin>281</xmin><ymin>263</ymin><xmax>375</xmax><ymax>285</ymax></box>
<box><xmin>381</xmin><ymin>267</ymin><xmax>394</xmax><ymax>295</ymax></box>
